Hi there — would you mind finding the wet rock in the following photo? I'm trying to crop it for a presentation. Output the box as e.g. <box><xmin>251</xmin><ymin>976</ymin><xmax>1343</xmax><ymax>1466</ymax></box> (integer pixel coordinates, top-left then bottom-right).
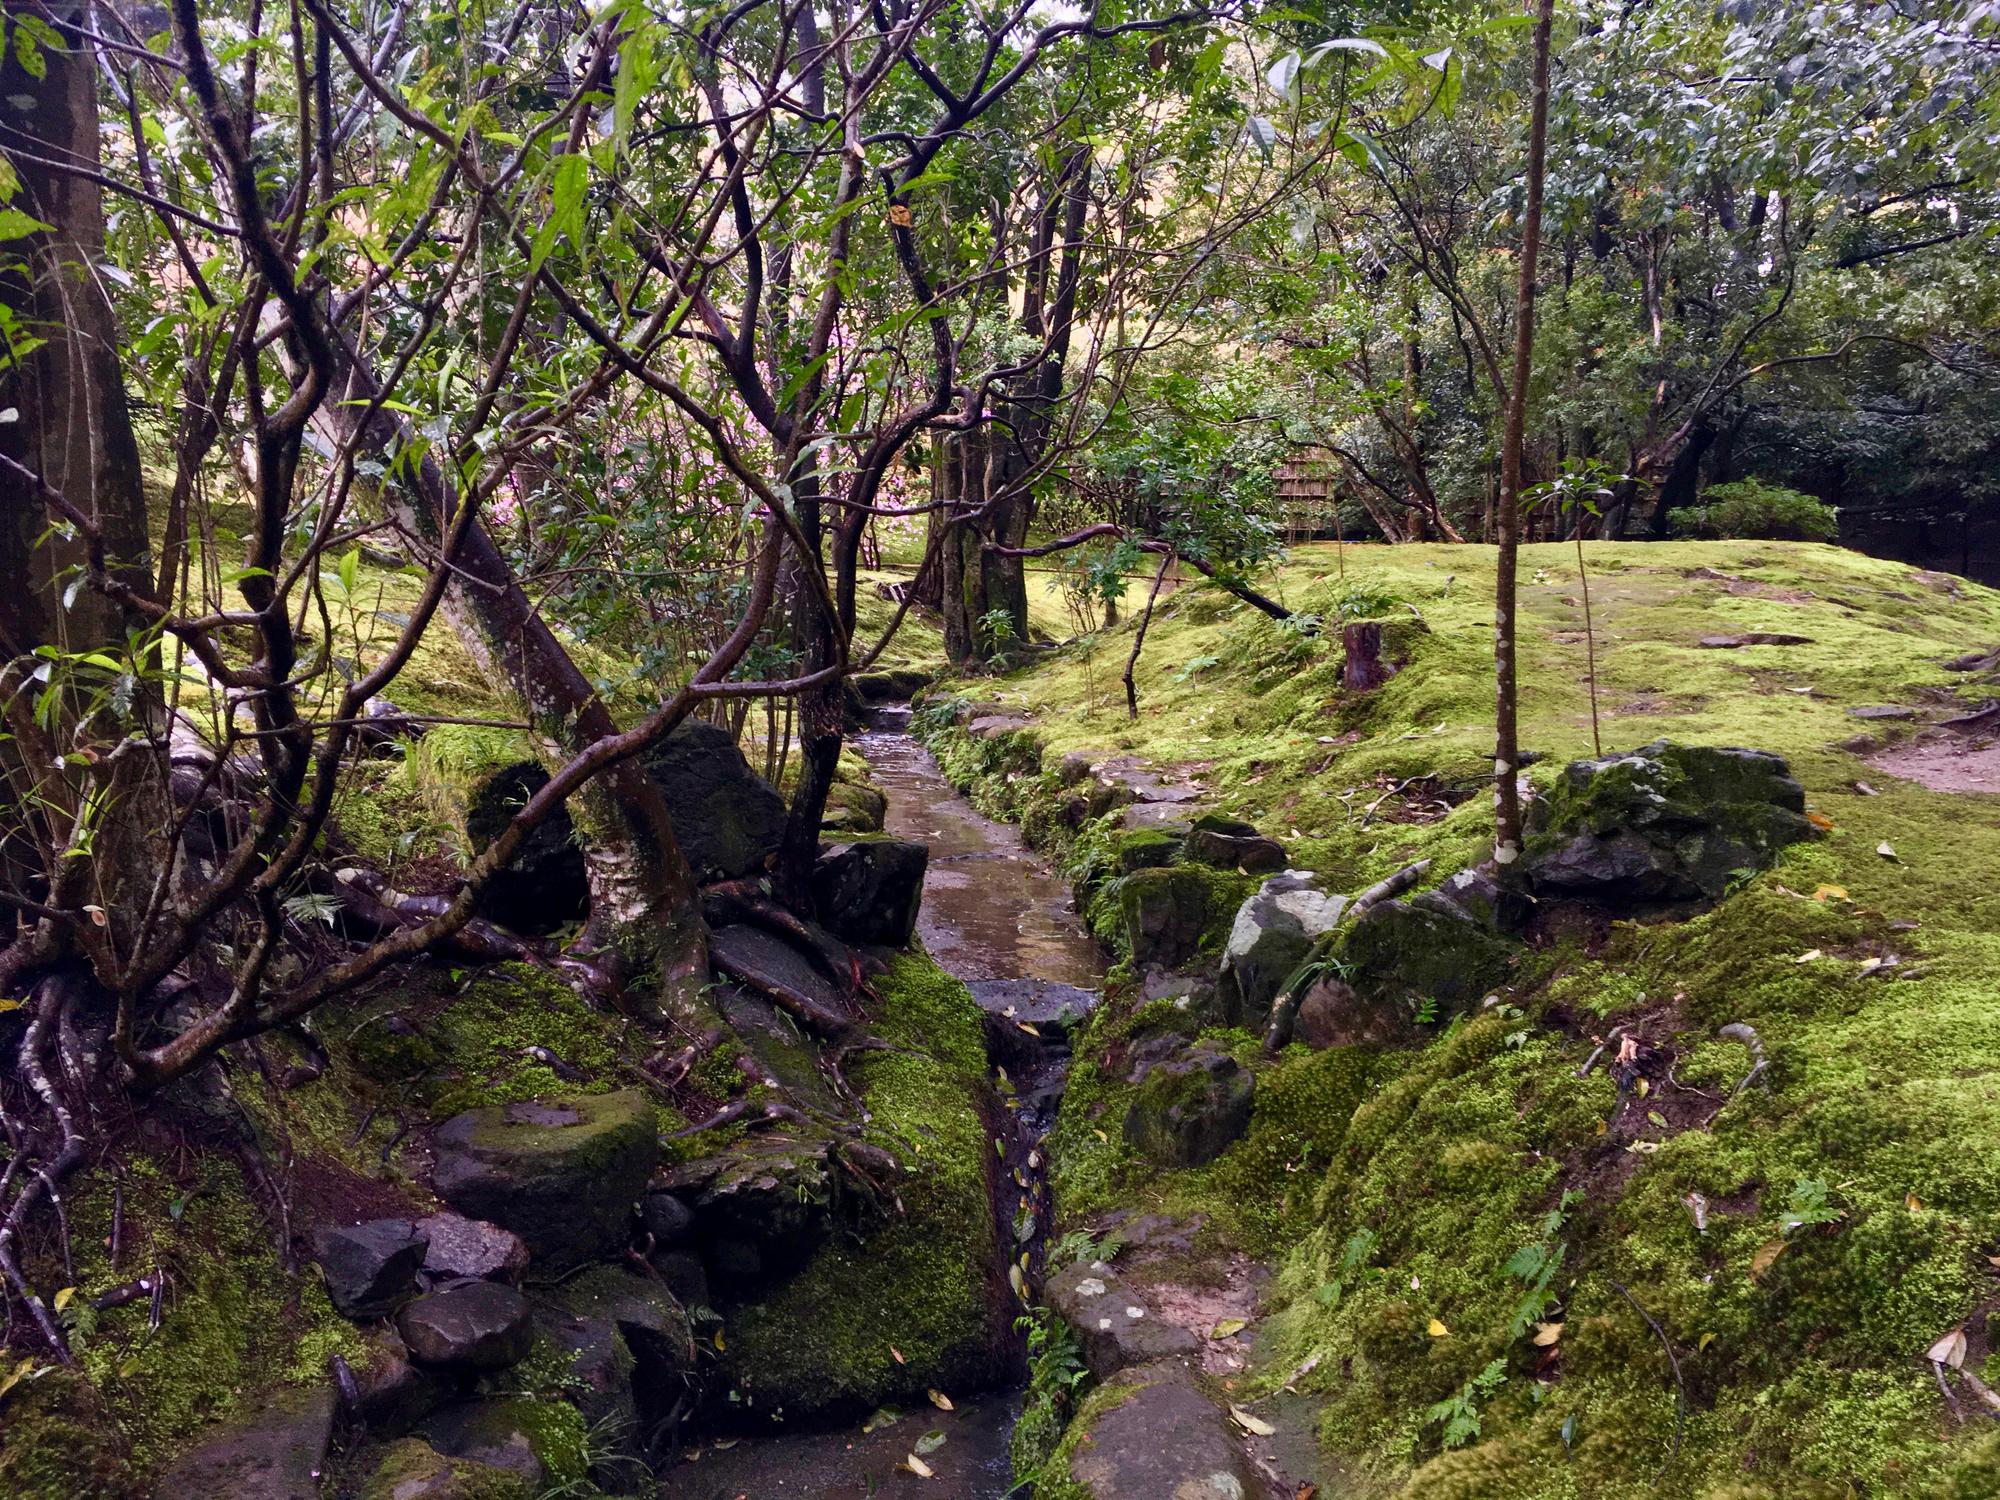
<box><xmin>663</xmin><ymin>1137</ymin><xmax>838</xmax><ymax>1289</ymax></box>
<box><xmin>1117</xmin><ymin>865</ymin><xmax>1232</xmax><ymax>969</ymax></box>
<box><xmin>812</xmin><ymin>837</ymin><xmax>929</xmax><ymax>946</ymax></box>
<box><xmin>1063</xmin><ymin>1366</ymin><xmax>1256</xmax><ymax>1500</ymax></box>
<box><xmin>1184</xmin><ymin>828</ymin><xmax>1288</xmax><ymax>874</ymax></box>
<box><xmin>965</xmin><ymin>977</ymin><xmax>1099</xmax><ymax>1031</ymax></box>
<box><xmin>639</xmin><ymin>719</ymin><xmax>788</xmax><ymax>880</ymax></box>
<box><xmin>648</xmin><ymin>1248</ymin><xmax>710</xmax><ymax>1310</ymax></box>
<box><xmin>531</xmin><ymin>1308</ymin><xmax>637</xmax><ymax>1448</ymax></box>
<box><xmin>313</xmin><ymin>1217</ymin><xmax>428</xmax><ymax>1319</ymax></box>
<box><xmin>1520</xmin><ymin>739</ymin><xmax>1812</xmax><ymax>907</ymax></box>
<box><xmin>639</xmin><ymin>1190</ymin><xmax>695</xmax><ymax>1248</ymax></box>
<box><xmin>1212</xmin><ymin>872</ymin><xmax>1349</xmax><ymax>1030</ymax></box>
<box><xmin>342</xmin><ymin>1328</ymin><xmax>451</xmax><ymax>1435</ymax></box>
<box><xmin>1124</xmin><ymin>1043</ymin><xmax>1254</xmax><ymax>1168</ymax></box>
<box><xmin>416</xmin><ymin>1213</ymin><xmax>528</xmax><ymax>1286</ymax></box>
<box><xmin>821</xmin><ymin>778</ymin><xmax>888</xmax><ymax>835</ymax></box>
<box><xmin>431</xmin><ymin>1092</ymin><xmax>658</xmax><ymax>1271</ymax></box>
<box><xmin>1045</xmin><ymin>1260</ymin><xmax>1200</xmax><ymax>1378</ymax></box>
<box><xmin>709</xmin><ymin>925</ymin><xmax>853</xmax><ymax>1036</ymax></box>
<box><xmin>397</xmin><ymin>1280</ymin><xmax>535</xmax><ymax>1372</ymax></box>
<box><xmin>359</xmin><ymin>1437</ymin><xmax>532</xmax><ymax>1500</ymax></box>
<box><xmin>419</xmin><ymin>1402</ymin><xmax>549</xmax><ymax>1487</ymax></box>
<box><xmin>551</xmin><ymin>1265</ymin><xmax>694</xmax><ymax>1402</ymax></box>
<box><xmin>153</xmin><ymin>1386</ymin><xmax>336</xmax><ymax>1500</ymax></box>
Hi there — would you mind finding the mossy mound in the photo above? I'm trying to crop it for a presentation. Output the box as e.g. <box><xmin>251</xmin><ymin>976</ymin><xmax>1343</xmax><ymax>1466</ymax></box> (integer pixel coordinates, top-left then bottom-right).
<box><xmin>710</xmin><ymin>951</ymin><xmax>1006</xmax><ymax>1423</ymax></box>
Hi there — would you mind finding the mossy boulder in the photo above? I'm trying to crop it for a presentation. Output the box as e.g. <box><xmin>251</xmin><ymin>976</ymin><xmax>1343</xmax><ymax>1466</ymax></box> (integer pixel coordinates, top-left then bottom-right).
<box><xmin>1124</xmin><ymin>1042</ymin><xmax>1255</xmax><ymax>1167</ymax></box>
<box><xmin>418</xmin><ymin>1398</ymin><xmax>586</xmax><ymax>1491</ymax></box>
<box><xmin>357</xmin><ymin>1437</ymin><xmax>531</xmax><ymax>1500</ymax></box>
<box><xmin>0</xmin><ymin>1366</ymin><xmax>138</xmax><ymax>1499</ymax></box>
<box><xmin>1319</xmin><ymin>891</ymin><xmax>1518</xmax><ymax>1031</ymax></box>
<box><xmin>812</xmin><ymin>836</ymin><xmax>929</xmax><ymax>946</ymax></box>
<box><xmin>637</xmin><ymin>719</ymin><xmax>787</xmax><ymax>880</ymax></box>
<box><xmin>1115</xmin><ymin>827</ymin><xmax>1183</xmax><ymax>874</ymax></box>
<box><xmin>1212</xmin><ymin>872</ymin><xmax>1351</xmax><ymax>1030</ymax></box>
<box><xmin>1112</xmin><ymin>865</ymin><xmax>1253</xmax><ymax>969</ymax></box>
<box><xmin>431</xmin><ymin>1092</ymin><xmax>657</xmax><ymax>1271</ymax></box>
<box><xmin>1521</xmin><ymin>739</ymin><xmax>1813</xmax><ymax>908</ymax></box>
<box><xmin>662</xmin><ymin>1137</ymin><xmax>839</xmax><ymax>1290</ymax></box>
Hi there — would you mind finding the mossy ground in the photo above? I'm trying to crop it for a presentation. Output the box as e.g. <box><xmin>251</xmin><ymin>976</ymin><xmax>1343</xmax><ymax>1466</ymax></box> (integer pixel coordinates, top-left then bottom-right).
<box><xmin>713</xmin><ymin>949</ymin><xmax>1006</xmax><ymax>1423</ymax></box>
<box><xmin>927</xmin><ymin>541</ymin><xmax>2000</xmax><ymax>1498</ymax></box>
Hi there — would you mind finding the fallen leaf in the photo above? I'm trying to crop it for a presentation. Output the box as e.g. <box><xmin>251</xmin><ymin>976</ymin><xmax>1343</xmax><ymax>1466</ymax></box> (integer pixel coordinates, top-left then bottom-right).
<box><xmin>1795</xmin><ymin>949</ymin><xmax>1824</xmax><ymax>963</ymax></box>
<box><xmin>890</xmin><ymin>1346</ymin><xmax>906</xmax><ymax>1365</ymax></box>
<box><xmin>1296</xmin><ymin>1486</ymin><xmax>1319</xmax><ymax>1500</ymax></box>
<box><xmin>915</xmin><ymin>1429</ymin><xmax>948</xmax><ymax>1456</ymax></box>
<box><xmin>1853</xmin><ymin>779</ymin><xmax>1879</xmax><ymax>795</ymax></box>
<box><xmin>1812</xmin><ymin>884</ymin><xmax>1849</xmax><ymax>902</ymax></box>
<box><xmin>1636</xmin><ymin>1077</ymin><xmax>1651</xmax><ymax>1098</ymax></box>
<box><xmin>0</xmin><ymin>998</ymin><xmax>20</xmax><ymax>1014</ymax></box>
<box><xmin>1229</xmin><ymin>1404</ymin><xmax>1277</xmax><ymax>1436</ymax></box>
<box><xmin>0</xmin><ymin>1356</ymin><xmax>35</xmax><ymax>1404</ymax></box>
<box><xmin>711</xmin><ymin>1438</ymin><xmax>738</xmax><ymax>1450</ymax></box>
<box><xmin>712</xmin><ymin>1330</ymin><xmax>726</xmax><ymax>1351</ymax></box>
<box><xmin>1009</xmin><ymin>1263</ymin><xmax>1029</xmax><ymax>1304</ymax></box>
<box><xmin>1878</xmin><ymin>841</ymin><xmax>1898</xmax><ymax>860</ymax></box>
<box><xmin>1697</xmin><ymin>1332</ymin><xmax>1717</xmax><ymax>1353</ymax></box>
<box><xmin>51</xmin><ymin>1287</ymin><xmax>74</xmax><ymax>1313</ymax></box>
<box><xmin>1532</xmin><ymin>1321</ymin><xmax>1564</xmax><ymax>1346</ymax></box>
<box><xmin>1427</xmin><ymin>1318</ymin><xmax>1449</xmax><ymax>1337</ymax></box>
<box><xmin>1806</xmin><ymin>811</ymin><xmax>1836</xmax><ymax>831</ymax></box>
<box><xmin>904</xmin><ymin>1454</ymin><xmax>935</xmax><ymax>1478</ymax></box>
<box><xmin>1751</xmin><ymin>1239</ymin><xmax>1788</xmax><ymax>1279</ymax></box>
<box><xmin>1016</xmin><ymin>1021</ymin><xmax>1041</xmax><ymax>1036</ymax></box>
<box><xmin>928</xmin><ymin>1389</ymin><xmax>954</xmax><ymax>1411</ymax></box>
<box><xmin>862</xmin><ymin>1406</ymin><xmax>902</xmax><ymax>1433</ymax></box>
<box><xmin>1907</xmin><ymin>1192</ymin><xmax>1925</xmax><ymax>1212</ymax></box>
<box><xmin>1211</xmin><ymin>1318</ymin><xmax>1249</xmax><ymax>1339</ymax></box>
<box><xmin>1092</xmin><ymin>1128</ymin><xmax>1108</xmax><ymax>1142</ymax></box>
<box><xmin>1929</xmin><ymin>1328</ymin><xmax>1968</xmax><ymax>1368</ymax></box>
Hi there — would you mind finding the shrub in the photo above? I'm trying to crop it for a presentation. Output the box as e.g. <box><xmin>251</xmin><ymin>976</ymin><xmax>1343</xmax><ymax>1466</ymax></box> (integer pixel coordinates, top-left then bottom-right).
<box><xmin>1668</xmin><ymin>479</ymin><xmax>1839</xmax><ymax>542</ymax></box>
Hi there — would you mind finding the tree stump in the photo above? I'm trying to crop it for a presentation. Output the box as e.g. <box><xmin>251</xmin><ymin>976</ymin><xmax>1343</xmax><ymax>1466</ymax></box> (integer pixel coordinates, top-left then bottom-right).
<box><xmin>1342</xmin><ymin>622</ymin><xmax>1396</xmax><ymax>691</ymax></box>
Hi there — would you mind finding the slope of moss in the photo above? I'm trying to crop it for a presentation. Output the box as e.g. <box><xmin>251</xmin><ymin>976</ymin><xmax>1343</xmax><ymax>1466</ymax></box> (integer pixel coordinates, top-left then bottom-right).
<box><xmin>934</xmin><ymin>541</ymin><xmax>2000</xmax><ymax>1498</ymax></box>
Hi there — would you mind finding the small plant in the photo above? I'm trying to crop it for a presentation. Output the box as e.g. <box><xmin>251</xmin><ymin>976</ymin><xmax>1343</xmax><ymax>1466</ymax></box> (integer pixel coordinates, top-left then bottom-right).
<box><xmin>1328</xmin><ymin>582</ymin><xmax>1404</xmax><ymax>622</ymax></box>
<box><xmin>1427</xmin><ymin>1357</ymin><xmax>1508</xmax><ymax>1448</ymax></box>
<box><xmin>1313</xmin><ymin>1227</ymin><xmax>1382</xmax><ymax>1308</ymax></box>
<box><xmin>978</xmin><ymin>608</ymin><xmax>1019</xmax><ymax>648</ymax></box>
<box><xmin>1779</xmin><ymin>1176</ymin><xmax>1844</xmax><ymax>1235</ymax></box>
<box><xmin>1010</xmin><ymin>1307</ymin><xmax>1090</xmax><ymax>1488</ymax></box>
<box><xmin>1504</xmin><ymin>1188</ymin><xmax>1583</xmax><ymax>1336</ymax></box>
<box><xmin>1668</xmin><ymin>478</ymin><xmax>1839</xmax><ymax>542</ymax></box>
<box><xmin>1171</xmin><ymin>653</ymin><xmax>1222</xmax><ymax>684</ymax></box>
<box><xmin>1527</xmin><ymin>458</ymin><xmax>1620</xmax><ymax>757</ymax></box>
<box><xmin>1048</xmin><ymin>1227</ymin><xmax>1126</xmax><ymax>1268</ymax></box>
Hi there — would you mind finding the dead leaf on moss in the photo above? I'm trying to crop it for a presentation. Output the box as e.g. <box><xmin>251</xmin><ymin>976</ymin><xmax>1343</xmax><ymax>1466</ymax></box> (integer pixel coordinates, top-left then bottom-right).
<box><xmin>1751</xmin><ymin>1239</ymin><xmax>1788</xmax><ymax>1278</ymax></box>
<box><xmin>1230</xmin><ymin>1404</ymin><xmax>1277</xmax><ymax>1436</ymax></box>
<box><xmin>1878</xmin><ymin>841</ymin><xmax>1899</xmax><ymax>860</ymax></box>
<box><xmin>1929</xmin><ymin>1328</ymin><xmax>1968</xmax><ymax>1368</ymax></box>
<box><xmin>1427</xmin><ymin>1318</ymin><xmax>1449</xmax><ymax>1337</ymax></box>
<box><xmin>1533</xmin><ymin>1322</ymin><xmax>1564</xmax><ymax>1346</ymax></box>
<box><xmin>1807</xmin><ymin>811</ymin><xmax>1836</xmax><ymax>831</ymax></box>
<box><xmin>1812</xmin><ymin>884</ymin><xmax>1849</xmax><ymax>902</ymax></box>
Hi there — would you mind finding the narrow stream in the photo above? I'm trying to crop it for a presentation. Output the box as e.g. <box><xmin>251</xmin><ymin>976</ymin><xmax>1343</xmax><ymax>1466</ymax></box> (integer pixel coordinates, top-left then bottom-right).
<box><xmin>668</xmin><ymin>711</ymin><xmax>1104</xmax><ymax>1498</ymax></box>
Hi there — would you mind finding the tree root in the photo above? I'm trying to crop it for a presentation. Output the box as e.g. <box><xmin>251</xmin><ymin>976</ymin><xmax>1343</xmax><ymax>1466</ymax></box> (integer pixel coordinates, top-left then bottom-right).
<box><xmin>1705</xmin><ymin>1022</ymin><xmax>1769</xmax><ymax>1125</ymax></box>
<box><xmin>0</xmin><ymin>974</ymin><xmax>95</xmax><ymax>1361</ymax></box>
<box><xmin>710</xmin><ymin>950</ymin><xmax>858</xmax><ymax>1040</ymax></box>
<box><xmin>647</xmin><ymin>1027</ymin><xmax>727</xmax><ymax>1089</ymax></box>
<box><xmin>1611</xmin><ymin>1277</ymin><xmax>1686</xmax><ymax>1478</ymax></box>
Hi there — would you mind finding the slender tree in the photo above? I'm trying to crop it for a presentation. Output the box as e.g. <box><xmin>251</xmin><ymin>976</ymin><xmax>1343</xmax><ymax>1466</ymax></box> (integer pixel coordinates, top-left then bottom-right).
<box><xmin>1492</xmin><ymin>0</ymin><xmax>1555</xmax><ymax>868</ymax></box>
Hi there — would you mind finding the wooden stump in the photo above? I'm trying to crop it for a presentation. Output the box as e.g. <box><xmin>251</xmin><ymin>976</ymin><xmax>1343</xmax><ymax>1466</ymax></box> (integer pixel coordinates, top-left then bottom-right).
<box><xmin>1342</xmin><ymin>622</ymin><xmax>1396</xmax><ymax>692</ymax></box>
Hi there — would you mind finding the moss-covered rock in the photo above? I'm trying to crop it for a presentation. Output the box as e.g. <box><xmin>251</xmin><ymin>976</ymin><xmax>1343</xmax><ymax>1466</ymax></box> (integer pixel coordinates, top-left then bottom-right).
<box><xmin>431</xmin><ymin>1092</ymin><xmax>658</xmax><ymax>1271</ymax></box>
<box><xmin>357</xmin><ymin>1437</ymin><xmax>532</xmax><ymax>1500</ymax></box>
<box><xmin>0</xmin><ymin>1366</ymin><xmax>138</xmax><ymax>1499</ymax></box>
<box><xmin>1109</xmin><ymin>865</ymin><xmax>1255</xmax><ymax>969</ymax></box>
<box><xmin>710</xmin><ymin>951</ymin><xmax>1004</xmax><ymax>1424</ymax></box>
<box><xmin>1124</xmin><ymin>1043</ymin><xmax>1255</xmax><ymax>1168</ymax></box>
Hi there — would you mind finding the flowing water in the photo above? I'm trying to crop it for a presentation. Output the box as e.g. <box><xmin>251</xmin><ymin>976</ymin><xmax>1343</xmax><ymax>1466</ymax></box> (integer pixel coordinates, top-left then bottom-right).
<box><xmin>665</xmin><ymin>710</ymin><xmax>1104</xmax><ymax>1498</ymax></box>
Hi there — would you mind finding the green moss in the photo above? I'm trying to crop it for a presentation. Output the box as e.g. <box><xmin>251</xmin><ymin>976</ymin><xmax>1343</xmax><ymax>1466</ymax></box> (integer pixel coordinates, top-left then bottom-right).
<box><xmin>357</xmin><ymin>1438</ymin><xmax>533</xmax><ymax>1500</ymax></box>
<box><xmin>714</xmin><ymin>950</ymin><xmax>1000</xmax><ymax>1420</ymax></box>
<box><xmin>0</xmin><ymin>1367</ymin><xmax>138</xmax><ymax>1499</ymax></box>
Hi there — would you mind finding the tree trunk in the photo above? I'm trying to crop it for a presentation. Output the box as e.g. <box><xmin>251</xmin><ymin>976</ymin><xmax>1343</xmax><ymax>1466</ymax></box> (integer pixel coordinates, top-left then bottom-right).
<box><xmin>1493</xmin><ymin>0</ymin><xmax>1555</xmax><ymax>869</ymax></box>
<box><xmin>317</xmin><ymin>332</ymin><xmax>707</xmax><ymax>1019</ymax></box>
<box><xmin>0</xmin><ymin>5</ymin><xmax>170</xmax><ymax>956</ymax></box>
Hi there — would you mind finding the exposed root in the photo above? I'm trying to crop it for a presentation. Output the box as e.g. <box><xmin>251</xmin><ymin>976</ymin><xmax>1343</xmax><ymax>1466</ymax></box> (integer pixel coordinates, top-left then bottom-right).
<box><xmin>1705</xmin><ymin>1021</ymin><xmax>1770</xmax><ymax>1125</ymax></box>
<box><xmin>1610</xmin><ymin>1277</ymin><xmax>1686</xmax><ymax>1478</ymax></box>
<box><xmin>668</xmin><ymin>1097</ymin><xmax>812</xmax><ymax>1139</ymax></box>
<box><xmin>0</xmin><ymin>974</ymin><xmax>95</xmax><ymax>1361</ymax></box>
<box><xmin>710</xmin><ymin>951</ymin><xmax>857</xmax><ymax>1040</ymax></box>
<box><xmin>648</xmin><ymin>1027</ymin><xmax>726</xmax><ymax>1089</ymax></box>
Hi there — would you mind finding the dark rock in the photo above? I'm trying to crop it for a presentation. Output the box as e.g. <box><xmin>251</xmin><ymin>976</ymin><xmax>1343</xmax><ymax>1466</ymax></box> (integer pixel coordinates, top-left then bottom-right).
<box><xmin>550</xmin><ymin>1265</ymin><xmax>693</xmax><ymax>1396</ymax></box>
<box><xmin>419</xmin><ymin>1402</ymin><xmax>549</xmax><ymax>1487</ymax></box>
<box><xmin>1323</xmin><ymin>895</ymin><xmax>1516</xmax><ymax>1032</ymax></box>
<box><xmin>532</xmin><ymin>1307</ymin><xmax>637</xmax><ymax>1448</ymax></box>
<box><xmin>639</xmin><ymin>1190</ymin><xmax>695</xmax><ymax>1248</ymax></box>
<box><xmin>313</xmin><ymin>1217</ymin><xmax>428</xmax><ymax>1320</ymax></box>
<box><xmin>415</xmin><ymin>1213</ymin><xmax>528</xmax><ymax>1286</ymax></box>
<box><xmin>1117</xmin><ymin>865</ymin><xmax>1235</xmax><ymax>969</ymax></box>
<box><xmin>812</xmin><ymin>837</ymin><xmax>929</xmax><ymax>946</ymax></box>
<box><xmin>1123</xmin><ymin>1044</ymin><xmax>1254</xmax><ymax>1168</ymax></box>
<box><xmin>397</xmin><ymin>1280</ymin><xmax>534</xmax><ymax>1372</ymax></box>
<box><xmin>709</xmin><ymin>924</ymin><xmax>853</xmax><ymax>1034</ymax></box>
<box><xmin>343</xmin><ymin>1329</ymin><xmax>451</xmax><ymax>1435</ymax></box>
<box><xmin>358</xmin><ymin>1437</ymin><xmax>532</xmax><ymax>1500</ymax></box>
<box><xmin>1520</xmin><ymin>739</ymin><xmax>1813</xmax><ymax>908</ymax></box>
<box><xmin>1063</xmin><ymin>1366</ymin><xmax>1257</xmax><ymax>1500</ymax></box>
<box><xmin>1293</xmin><ymin>977</ymin><xmax>1415</xmax><ymax>1050</ymax></box>
<box><xmin>663</xmin><ymin>1137</ymin><xmax>838</xmax><ymax>1289</ymax></box>
<box><xmin>1212</xmin><ymin>873</ymin><xmax>1349</xmax><ymax>1030</ymax></box>
<box><xmin>638</xmin><ymin>719</ymin><xmax>787</xmax><ymax>880</ymax></box>
<box><xmin>153</xmin><ymin>1386</ymin><xmax>336</xmax><ymax>1500</ymax></box>
<box><xmin>1184</xmin><ymin>827</ymin><xmax>1289</xmax><ymax>874</ymax></box>
<box><xmin>850</xmin><ymin>668</ymin><xmax>931</xmax><ymax>702</ymax></box>
<box><xmin>1412</xmin><ymin>867</ymin><xmax>1530</xmax><ymax>936</ymax></box>
<box><xmin>462</xmin><ymin>759</ymin><xmax>588</xmax><ymax>936</ymax></box>
<box><xmin>1847</xmin><ymin>704</ymin><xmax>1916</xmax><ymax>721</ymax></box>
<box><xmin>1119</xmin><ymin>802</ymin><xmax>1198</xmax><ymax>833</ymax></box>
<box><xmin>964</xmin><ymin>977</ymin><xmax>1099</xmax><ymax>1031</ymax></box>
<box><xmin>648</xmin><ymin>1248</ymin><xmax>710</xmax><ymax>1310</ymax></box>
<box><xmin>1190</xmin><ymin>812</ymin><xmax>1260</xmax><ymax>838</ymax></box>
<box><xmin>431</xmin><ymin>1092</ymin><xmax>657</xmax><ymax>1271</ymax></box>
<box><xmin>1045</xmin><ymin>1260</ymin><xmax>1200</xmax><ymax>1378</ymax></box>
<box><xmin>1057</xmin><ymin>750</ymin><xmax>1101</xmax><ymax>785</ymax></box>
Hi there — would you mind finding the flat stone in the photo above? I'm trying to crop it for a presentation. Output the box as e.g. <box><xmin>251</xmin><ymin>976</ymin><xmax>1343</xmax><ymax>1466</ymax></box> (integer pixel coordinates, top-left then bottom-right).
<box><xmin>431</xmin><ymin>1091</ymin><xmax>657</xmax><ymax>1271</ymax></box>
<box><xmin>1847</xmin><ymin>704</ymin><xmax>1916</xmax><ymax>721</ymax></box>
<box><xmin>968</xmin><ymin>713</ymin><xmax>1032</xmax><ymax>739</ymax></box>
<box><xmin>397</xmin><ymin>1280</ymin><xmax>534</xmax><ymax>1372</ymax></box>
<box><xmin>964</xmin><ymin>977</ymin><xmax>1100</xmax><ymax>1029</ymax></box>
<box><xmin>1120</xmin><ymin>802</ymin><xmax>1199</xmax><ymax>832</ymax></box>
<box><xmin>1184</xmin><ymin>828</ymin><xmax>1289</xmax><ymax>875</ymax></box>
<box><xmin>1065</xmin><ymin>1366</ymin><xmax>1256</xmax><ymax>1500</ymax></box>
<box><xmin>415</xmin><ymin>1213</ymin><xmax>528</xmax><ymax>1285</ymax></box>
<box><xmin>153</xmin><ymin>1386</ymin><xmax>336</xmax><ymax>1500</ymax></box>
<box><xmin>313</xmin><ymin>1217</ymin><xmax>428</xmax><ymax>1319</ymax></box>
<box><xmin>1045</xmin><ymin>1261</ymin><xmax>1200</xmax><ymax>1378</ymax></box>
<box><xmin>708</xmin><ymin>924</ymin><xmax>852</xmax><ymax>1029</ymax></box>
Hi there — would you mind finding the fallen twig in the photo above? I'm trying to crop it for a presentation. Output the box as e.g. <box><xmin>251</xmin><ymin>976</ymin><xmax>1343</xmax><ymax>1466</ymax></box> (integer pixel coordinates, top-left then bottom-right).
<box><xmin>1611</xmin><ymin>1278</ymin><xmax>1686</xmax><ymax>1478</ymax></box>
